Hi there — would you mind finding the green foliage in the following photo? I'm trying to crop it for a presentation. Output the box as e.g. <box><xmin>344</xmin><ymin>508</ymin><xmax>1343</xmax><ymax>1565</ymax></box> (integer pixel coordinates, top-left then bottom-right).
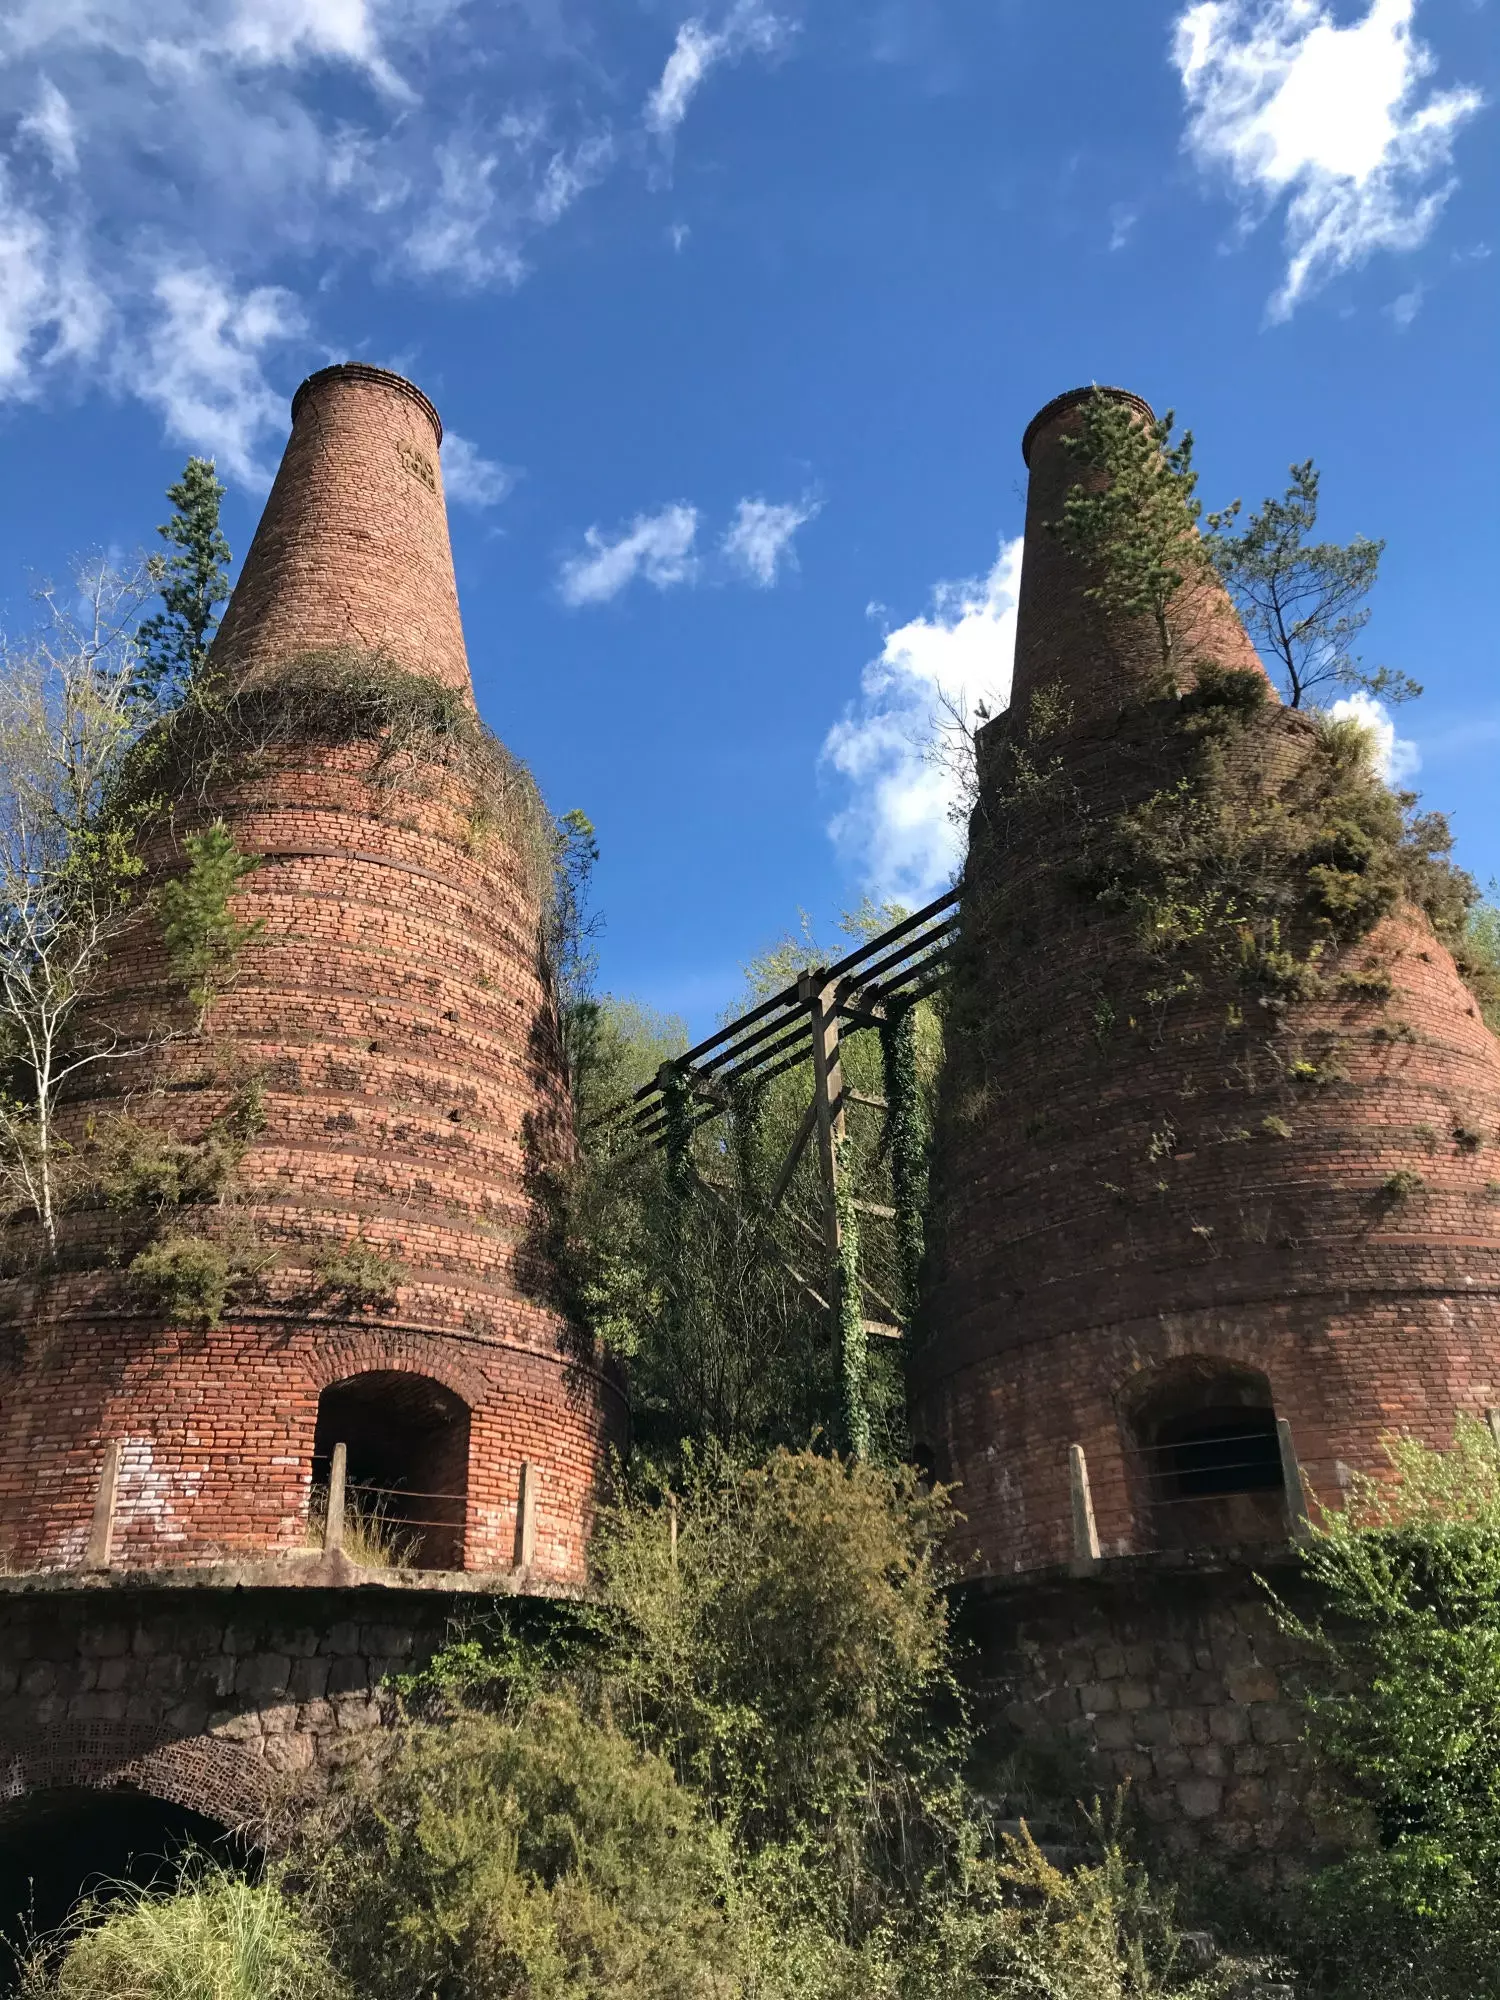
<box><xmin>1380</xmin><ymin>1167</ymin><xmax>1425</xmax><ymax>1204</ymax></box>
<box><xmin>832</xmin><ymin>1139</ymin><xmax>870</xmax><ymax>1459</ymax></box>
<box><xmin>1461</xmin><ymin>899</ymin><xmax>1500</xmax><ymax>1034</ymax></box>
<box><xmin>17</xmin><ymin>1861</ymin><xmax>344</xmax><ymax>2000</ymax></box>
<box><xmin>155</xmin><ymin>821</ymin><xmax>263</xmax><ymax>1020</ymax></box>
<box><xmin>900</xmin><ymin>1800</ymin><xmax>1247</xmax><ymax>1999</ymax></box>
<box><xmin>564</xmin><ymin>949</ymin><xmax>938</xmax><ymax>1462</ymax></box>
<box><xmin>584</xmin><ymin>1450</ymin><xmax>960</xmax><ymax>1864</ymax></box>
<box><xmin>1208</xmin><ymin>459</ymin><xmax>1418</xmax><ymax>711</ymax></box>
<box><xmin>300</xmin><ymin>1698</ymin><xmax>744</xmax><ymax>2000</ymax></box>
<box><xmin>1278</xmin><ymin>1420</ymin><xmax>1500</xmax><ymax>1997</ymax></box>
<box><xmin>881</xmin><ymin>1002</ymin><xmax>928</xmax><ymax>1324</ymax></box>
<box><xmin>126</xmin><ymin>1231</ymin><xmax>244</xmax><ymax>1328</ymax></box>
<box><xmin>86</xmin><ymin>1092</ymin><xmax>261</xmax><ymax>1212</ymax></box>
<box><xmin>137</xmin><ymin>458</ymin><xmax>232</xmax><ymax>708</ymax></box>
<box><xmin>307</xmin><ymin>1237</ymin><xmax>402</xmax><ymax>1312</ymax></box>
<box><xmin>549</xmin><ymin>808</ymin><xmax>602</xmax><ymax>1091</ymax></box>
<box><xmin>1050</xmin><ymin>392</ymin><xmax>1213</xmax><ymax>686</ymax></box>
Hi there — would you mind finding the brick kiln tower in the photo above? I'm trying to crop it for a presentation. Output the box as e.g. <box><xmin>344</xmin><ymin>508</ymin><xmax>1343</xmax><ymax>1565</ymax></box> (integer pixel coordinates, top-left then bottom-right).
<box><xmin>0</xmin><ymin>362</ymin><xmax>622</xmax><ymax>1583</ymax></box>
<box><xmin>912</xmin><ymin>385</ymin><xmax>1500</xmax><ymax>1580</ymax></box>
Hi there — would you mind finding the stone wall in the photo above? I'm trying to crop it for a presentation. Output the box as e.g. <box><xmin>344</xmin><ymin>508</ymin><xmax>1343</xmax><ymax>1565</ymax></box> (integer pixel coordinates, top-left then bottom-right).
<box><xmin>0</xmin><ymin>1576</ymin><xmax>533</xmax><ymax>1834</ymax></box>
<box><xmin>961</xmin><ymin>1554</ymin><xmax>1342</xmax><ymax>1888</ymax></box>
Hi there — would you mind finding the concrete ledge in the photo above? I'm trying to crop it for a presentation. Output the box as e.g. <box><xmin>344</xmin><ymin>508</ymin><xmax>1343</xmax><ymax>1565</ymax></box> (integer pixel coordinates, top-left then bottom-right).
<box><xmin>0</xmin><ymin>1554</ymin><xmax>583</xmax><ymax>1600</ymax></box>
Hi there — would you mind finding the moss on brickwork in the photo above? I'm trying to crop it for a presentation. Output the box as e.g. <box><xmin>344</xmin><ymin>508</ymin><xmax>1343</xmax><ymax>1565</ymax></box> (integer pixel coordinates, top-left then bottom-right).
<box><xmin>949</xmin><ymin>668</ymin><xmax>1496</xmax><ymax>1127</ymax></box>
<box><xmin>109</xmin><ymin>648</ymin><xmax>557</xmax><ymax>903</ymax></box>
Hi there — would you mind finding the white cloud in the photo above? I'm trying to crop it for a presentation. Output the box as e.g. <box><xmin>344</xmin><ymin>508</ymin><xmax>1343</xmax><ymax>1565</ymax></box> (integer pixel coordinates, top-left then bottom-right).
<box><xmin>559</xmin><ymin>503</ymin><xmax>701</xmax><ymax>607</ymax></box>
<box><xmin>1172</xmin><ymin>0</ymin><xmax>1484</xmax><ymax>318</ymax></box>
<box><xmin>0</xmin><ymin>0</ymin><xmax>754</xmax><ymax>471</ymax></box>
<box><xmin>645</xmin><ymin>0</ymin><xmax>789</xmax><ymax>141</ymax></box>
<box><xmin>1328</xmin><ymin>689</ymin><xmax>1420</xmax><ymax>784</ymax></box>
<box><xmin>19</xmin><ymin>78</ymin><xmax>80</xmax><ymax>176</ymax></box>
<box><xmin>722</xmin><ymin>494</ymin><xmax>819</xmax><ymax>586</ymax></box>
<box><xmin>119</xmin><ymin>265</ymin><xmax>305</xmax><ymax>486</ymax></box>
<box><xmin>1108</xmin><ymin>203</ymin><xmax>1138</xmax><ymax>251</ymax></box>
<box><xmin>441</xmin><ymin>432</ymin><xmax>516</xmax><ymax>509</ymax></box>
<box><xmin>1386</xmin><ymin>281</ymin><xmax>1424</xmax><ymax>326</ymax></box>
<box><xmin>822</xmin><ymin>537</ymin><xmax>1023</xmax><ymax>904</ymax></box>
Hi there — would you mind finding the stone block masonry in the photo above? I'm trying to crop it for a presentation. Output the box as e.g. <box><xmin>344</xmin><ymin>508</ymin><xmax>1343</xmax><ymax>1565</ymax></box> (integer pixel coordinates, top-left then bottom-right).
<box><xmin>962</xmin><ymin>1557</ymin><xmax>1339</xmax><ymax>1891</ymax></box>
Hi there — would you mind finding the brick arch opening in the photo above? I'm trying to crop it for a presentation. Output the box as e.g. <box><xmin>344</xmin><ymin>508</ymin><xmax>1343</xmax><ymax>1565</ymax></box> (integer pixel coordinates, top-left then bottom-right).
<box><xmin>0</xmin><ymin>1788</ymin><xmax>250</xmax><ymax>1984</ymax></box>
<box><xmin>314</xmin><ymin>1370</ymin><xmax>470</xmax><ymax>1570</ymax></box>
<box><xmin>1120</xmin><ymin>1358</ymin><xmax>1286</xmax><ymax>1552</ymax></box>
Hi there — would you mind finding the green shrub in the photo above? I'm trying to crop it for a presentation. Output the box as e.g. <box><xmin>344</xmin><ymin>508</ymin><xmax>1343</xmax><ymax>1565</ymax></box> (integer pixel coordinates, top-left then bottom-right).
<box><xmin>307</xmin><ymin>1239</ymin><xmax>401</xmax><ymax>1312</ymax></box>
<box><xmin>302</xmin><ymin>1698</ymin><xmax>747</xmax><ymax>2000</ymax></box>
<box><xmin>126</xmin><ymin>1232</ymin><xmax>240</xmax><ymax>1328</ymax></box>
<box><xmin>1281</xmin><ymin>1420</ymin><xmax>1500</xmax><ymax>1998</ymax></box>
<box><xmin>18</xmin><ymin>1862</ymin><xmax>345</xmax><ymax>2000</ymax></box>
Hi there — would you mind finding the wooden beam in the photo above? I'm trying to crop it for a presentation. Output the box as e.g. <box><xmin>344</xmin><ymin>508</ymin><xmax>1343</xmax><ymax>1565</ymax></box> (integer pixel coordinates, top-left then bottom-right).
<box><xmin>768</xmin><ymin>1096</ymin><xmax>818</xmax><ymax>1209</ymax></box>
<box><xmin>85</xmin><ymin>1440</ymin><xmax>121</xmax><ymax>1570</ymax></box>
<box><xmin>1069</xmin><ymin>1444</ymin><xmax>1101</xmax><ymax>1568</ymax></box>
<box><xmin>514</xmin><ymin>1462</ymin><xmax>540</xmax><ymax>1567</ymax></box>
<box><xmin>801</xmin><ymin>973</ymin><xmax>846</xmax><ymax>1253</ymax></box>
<box><xmin>1277</xmin><ymin>1418</ymin><xmax>1311</xmax><ymax>1540</ymax></box>
<box><xmin>323</xmin><ymin>1441</ymin><xmax>348</xmax><ymax>1555</ymax></box>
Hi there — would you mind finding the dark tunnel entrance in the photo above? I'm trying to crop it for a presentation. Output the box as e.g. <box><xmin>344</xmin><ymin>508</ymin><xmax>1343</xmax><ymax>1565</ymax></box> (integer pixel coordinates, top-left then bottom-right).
<box><xmin>313</xmin><ymin>1370</ymin><xmax>470</xmax><ymax>1570</ymax></box>
<box><xmin>0</xmin><ymin>1788</ymin><xmax>250</xmax><ymax>1991</ymax></box>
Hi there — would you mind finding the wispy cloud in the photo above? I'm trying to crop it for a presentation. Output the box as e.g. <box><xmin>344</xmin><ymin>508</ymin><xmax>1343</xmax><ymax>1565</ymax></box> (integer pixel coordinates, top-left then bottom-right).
<box><xmin>722</xmin><ymin>494</ymin><xmax>819</xmax><ymax>585</ymax></box>
<box><xmin>1172</xmin><ymin>0</ymin><xmax>1484</xmax><ymax>318</ymax></box>
<box><xmin>441</xmin><ymin>433</ymin><xmax>517</xmax><ymax>510</ymax></box>
<box><xmin>559</xmin><ymin>503</ymin><xmax>701</xmax><ymax>606</ymax></box>
<box><xmin>0</xmin><ymin>0</ymin><xmax>790</xmax><ymax>477</ymax></box>
<box><xmin>19</xmin><ymin>77</ymin><xmax>79</xmax><ymax>177</ymax></box>
<box><xmin>117</xmin><ymin>265</ymin><xmax>306</xmax><ymax>487</ymax></box>
<box><xmin>645</xmin><ymin>0</ymin><xmax>790</xmax><ymax>142</ymax></box>
<box><xmin>822</xmin><ymin>537</ymin><xmax>1023</xmax><ymax>904</ymax></box>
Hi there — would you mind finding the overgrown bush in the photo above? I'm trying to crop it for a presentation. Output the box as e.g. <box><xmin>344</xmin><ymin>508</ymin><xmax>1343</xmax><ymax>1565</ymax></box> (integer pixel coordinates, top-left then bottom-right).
<box><xmin>126</xmin><ymin>1231</ymin><xmax>247</xmax><ymax>1328</ymax></box>
<box><xmin>17</xmin><ymin>1862</ymin><xmax>345</xmax><ymax>2000</ymax></box>
<box><xmin>299</xmin><ymin>1698</ymin><xmax>747</xmax><ymax>2000</ymax></box>
<box><xmin>1278</xmin><ymin>1418</ymin><xmax>1500</xmax><ymax>1998</ymax></box>
<box><xmin>306</xmin><ymin>1238</ymin><xmax>401</xmax><ymax>1312</ymax></box>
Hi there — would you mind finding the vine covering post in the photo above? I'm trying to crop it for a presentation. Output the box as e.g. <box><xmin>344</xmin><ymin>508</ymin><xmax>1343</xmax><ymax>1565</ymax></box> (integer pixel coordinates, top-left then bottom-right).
<box><xmin>880</xmin><ymin>1000</ymin><xmax>927</xmax><ymax>1329</ymax></box>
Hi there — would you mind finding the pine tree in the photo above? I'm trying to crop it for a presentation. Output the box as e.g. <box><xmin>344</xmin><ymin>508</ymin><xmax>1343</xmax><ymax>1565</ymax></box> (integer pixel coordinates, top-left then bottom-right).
<box><xmin>138</xmin><ymin>457</ymin><xmax>231</xmax><ymax>705</ymax></box>
<box><xmin>1208</xmin><ymin>461</ymin><xmax>1420</xmax><ymax>710</ymax></box>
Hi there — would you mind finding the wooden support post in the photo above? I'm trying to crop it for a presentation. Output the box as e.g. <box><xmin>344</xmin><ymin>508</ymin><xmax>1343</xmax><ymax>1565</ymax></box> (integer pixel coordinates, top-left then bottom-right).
<box><xmin>84</xmin><ymin>1440</ymin><xmax>121</xmax><ymax>1570</ymax></box>
<box><xmin>1277</xmin><ymin>1418</ymin><xmax>1311</xmax><ymax>1539</ymax></box>
<box><xmin>800</xmin><ymin>972</ymin><xmax>845</xmax><ymax>1253</ymax></box>
<box><xmin>324</xmin><ymin>1441</ymin><xmax>348</xmax><ymax>1555</ymax></box>
<box><xmin>1068</xmin><ymin>1444</ymin><xmax>1100</xmax><ymax>1568</ymax></box>
<box><xmin>514</xmin><ymin>1461</ymin><xmax>539</xmax><ymax>1568</ymax></box>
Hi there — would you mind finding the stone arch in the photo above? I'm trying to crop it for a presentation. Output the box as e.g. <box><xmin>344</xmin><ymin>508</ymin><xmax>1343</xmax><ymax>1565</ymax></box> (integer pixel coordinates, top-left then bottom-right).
<box><xmin>1115</xmin><ymin>1355</ymin><xmax>1286</xmax><ymax>1552</ymax></box>
<box><xmin>0</xmin><ymin>1721</ymin><xmax>271</xmax><ymax>1835</ymax></box>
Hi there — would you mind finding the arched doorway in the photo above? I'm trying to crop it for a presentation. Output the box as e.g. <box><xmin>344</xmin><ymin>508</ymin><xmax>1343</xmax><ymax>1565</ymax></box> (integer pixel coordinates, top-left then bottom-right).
<box><xmin>1121</xmin><ymin>1360</ymin><xmax>1287</xmax><ymax>1551</ymax></box>
<box><xmin>313</xmin><ymin>1371</ymin><xmax>470</xmax><ymax>1570</ymax></box>
<box><xmin>0</xmin><ymin>1789</ymin><xmax>249</xmax><ymax>1993</ymax></box>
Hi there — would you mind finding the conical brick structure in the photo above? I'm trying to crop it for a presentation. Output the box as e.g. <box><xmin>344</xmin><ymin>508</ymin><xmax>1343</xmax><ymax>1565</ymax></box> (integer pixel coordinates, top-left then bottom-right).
<box><xmin>912</xmin><ymin>386</ymin><xmax>1500</xmax><ymax>1577</ymax></box>
<box><xmin>0</xmin><ymin>364</ymin><xmax>622</xmax><ymax>1581</ymax></box>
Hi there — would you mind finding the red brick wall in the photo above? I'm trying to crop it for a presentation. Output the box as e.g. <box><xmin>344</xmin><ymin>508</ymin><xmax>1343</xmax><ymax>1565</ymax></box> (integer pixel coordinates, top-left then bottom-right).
<box><xmin>912</xmin><ymin>390</ymin><xmax>1500</xmax><ymax>1579</ymax></box>
<box><xmin>211</xmin><ymin>364</ymin><xmax>473</xmax><ymax>698</ymax></box>
<box><xmin>0</xmin><ymin>369</ymin><xmax>622</xmax><ymax>1584</ymax></box>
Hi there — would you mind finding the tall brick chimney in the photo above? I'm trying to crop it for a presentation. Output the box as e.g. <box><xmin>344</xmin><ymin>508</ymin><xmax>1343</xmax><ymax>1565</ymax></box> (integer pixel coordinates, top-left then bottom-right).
<box><xmin>0</xmin><ymin>366</ymin><xmax>622</xmax><ymax>1581</ymax></box>
<box><xmin>911</xmin><ymin>387</ymin><xmax>1500</xmax><ymax>1578</ymax></box>
<box><xmin>212</xmin><ymin>364</ymin><xmax>473</xmax><ymax>697</ymax></box>
<box><xmin>1011</xmin><ymin>387</ymin><xmax>1268</xmax><ymax>730</ymax></box>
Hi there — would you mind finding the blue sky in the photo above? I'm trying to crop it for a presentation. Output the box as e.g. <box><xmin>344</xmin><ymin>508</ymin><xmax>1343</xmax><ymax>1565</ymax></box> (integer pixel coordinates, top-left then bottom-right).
<box><xmin>1</xmin><ymin>0</ymin><xmax>1495</xmax><ymax>1033</ymax></box>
